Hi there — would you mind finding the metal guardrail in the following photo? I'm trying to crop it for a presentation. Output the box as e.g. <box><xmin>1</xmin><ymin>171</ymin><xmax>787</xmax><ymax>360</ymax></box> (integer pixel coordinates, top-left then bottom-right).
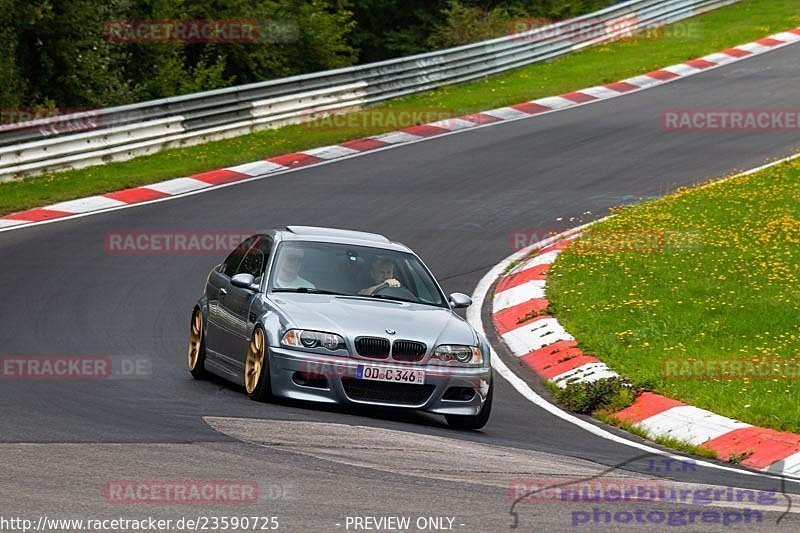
<box><xmin>0</xmin><ymin>0</ymin><xmax>738</xmax><ymax>181</ymax></box>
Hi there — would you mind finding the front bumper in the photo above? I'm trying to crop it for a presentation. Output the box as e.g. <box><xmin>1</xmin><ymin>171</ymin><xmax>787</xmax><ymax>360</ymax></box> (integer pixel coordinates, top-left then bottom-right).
<box><xmin>269</xmin><ymin>346</ymin><xmax>491</xmax><ymax>415</ymax></box>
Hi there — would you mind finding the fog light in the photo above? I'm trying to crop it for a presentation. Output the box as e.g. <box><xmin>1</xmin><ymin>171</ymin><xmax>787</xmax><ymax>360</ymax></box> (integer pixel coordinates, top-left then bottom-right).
<box><xmin>443</xmin><ymin>387</ymin><xmax>475</xmax><ymax>401</ymax></box>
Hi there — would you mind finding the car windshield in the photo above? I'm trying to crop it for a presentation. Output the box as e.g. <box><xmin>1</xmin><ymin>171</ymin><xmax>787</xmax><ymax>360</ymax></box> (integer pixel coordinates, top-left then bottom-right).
<box><xmin>269</xmin><ymin>241</ymin><xmax>447</xmax><ymax>307</ymax></box>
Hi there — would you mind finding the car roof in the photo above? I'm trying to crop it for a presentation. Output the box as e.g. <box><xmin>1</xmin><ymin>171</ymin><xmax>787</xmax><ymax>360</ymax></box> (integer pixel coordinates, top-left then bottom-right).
<box><xmin>274</xmin><ymin>226</ymin><xmax>412</xmax><ymax>253</ymax></box>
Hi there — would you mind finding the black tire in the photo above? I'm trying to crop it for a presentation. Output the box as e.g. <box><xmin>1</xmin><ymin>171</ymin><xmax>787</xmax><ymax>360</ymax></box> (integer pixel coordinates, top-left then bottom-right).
<box><xmin>245</xmin><ymin>326</ymin><xmax>273</xmax><ymax>402</ymax></box>
<box><xmin>187</xmin><ymin>308</ymin><xmax>208</xmax><ymax>379</ymax></box>
<box><xmin>445</xmin><ymin>382</ymin><xmax>493</xmax><ymax>430</ymax></box>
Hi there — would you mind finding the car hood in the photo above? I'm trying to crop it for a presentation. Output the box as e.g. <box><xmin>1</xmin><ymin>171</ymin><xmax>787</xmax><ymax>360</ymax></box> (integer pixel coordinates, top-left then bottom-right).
<box><xmin>269</xmin><ymin>293</ymin><xmax>476</xmax><ymax>349</ymax></box>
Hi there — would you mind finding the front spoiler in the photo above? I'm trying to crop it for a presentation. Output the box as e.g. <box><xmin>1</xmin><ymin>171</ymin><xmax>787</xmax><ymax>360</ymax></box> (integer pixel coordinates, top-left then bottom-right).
<box><xmin>269</xmin><ymin>346</ymin><xmax>491</xmax><ymax>415</ymax></box>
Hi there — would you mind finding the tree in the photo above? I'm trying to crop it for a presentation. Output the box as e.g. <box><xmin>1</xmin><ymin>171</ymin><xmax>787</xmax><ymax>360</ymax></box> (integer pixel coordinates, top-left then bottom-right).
<box><xmin>0</xmin><ymin>0</ymin><xmax>357</xmax><ymax>109</ymax></box>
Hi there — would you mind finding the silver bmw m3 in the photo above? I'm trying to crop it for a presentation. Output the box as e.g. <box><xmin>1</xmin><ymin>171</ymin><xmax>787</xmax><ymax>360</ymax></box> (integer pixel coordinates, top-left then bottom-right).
<box><xmin>187</xmin><ymin>226</ymin><xmax>493</xmax><ymax>429</ymax></box>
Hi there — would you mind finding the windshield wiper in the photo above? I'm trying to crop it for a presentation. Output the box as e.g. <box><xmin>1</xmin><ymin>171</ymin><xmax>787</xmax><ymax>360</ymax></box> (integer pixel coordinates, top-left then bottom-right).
<box><xmin>366</xmin><ymin>294</ymin><xmax>446</xmax><ymax>308</ymax></box>
<box><xmin>272</xmin><ymin>288</ymin><xmax>440</xmax><ymax>306</ymax></box>
<box><xmin>272</xmin><ymin>288</ymin><xmax>348</xmax><ymax>296</ymax></box>
<box><xmin>367</xmin><ymin>294</ymin><xmax>418</xmax><ymax>304</ymax></box>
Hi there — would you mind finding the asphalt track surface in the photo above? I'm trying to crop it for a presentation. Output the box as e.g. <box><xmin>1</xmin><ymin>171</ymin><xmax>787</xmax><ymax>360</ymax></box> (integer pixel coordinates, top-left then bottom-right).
<box><xmin>1</xmin><ymin>42</ymin><xmax>800</xmax><ymax>531</ymax></box>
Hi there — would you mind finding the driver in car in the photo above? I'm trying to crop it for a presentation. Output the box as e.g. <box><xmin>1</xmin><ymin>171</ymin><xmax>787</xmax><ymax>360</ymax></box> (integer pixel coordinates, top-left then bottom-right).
<box><xmin>359</xmin><ymin>257</ymin><xmax>401</xmax><ymax>295</ymax></box>
<box><xmin>275</xmin><ymin>247</ymin><xmax>315</xmax><ymax>289</ymax></box>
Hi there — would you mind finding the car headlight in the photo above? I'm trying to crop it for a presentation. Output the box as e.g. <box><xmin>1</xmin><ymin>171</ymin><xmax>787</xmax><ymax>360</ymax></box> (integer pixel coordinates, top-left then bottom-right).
<box><xmin>281</xmin><ymin>329</ymin><xmax>346</xmax><ymax>352</ymax></box>
<box><xmin>431</xmin><ymin>345</ymin><xmax>483</xmax><ymax>365</ymax></box>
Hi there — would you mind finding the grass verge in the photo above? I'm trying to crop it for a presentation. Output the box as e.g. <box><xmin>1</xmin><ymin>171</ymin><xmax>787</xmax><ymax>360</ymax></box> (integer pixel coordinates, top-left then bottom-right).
<box><xmin>544</xmin><ymin>377</ymin><xmax>720</xmax><ymax>460</ymax></box>
<box><xmin>550</xmin><ymin>377</ymin><xmax>641</xmax><ymax>414</ymax></box>
<box><xmin>596</xmin><ymin>412</ymin><xmax>719</xmax><ymax>460</ymax></box>
<box><xmin>548</xmin><ymin>156</ymin><xmax>800</xmax><ymax>433</ymax></box>
<box><xmin>1</xmin><ymin>0</ymin><xmax>799</xmax><ymax>215</ymax></box>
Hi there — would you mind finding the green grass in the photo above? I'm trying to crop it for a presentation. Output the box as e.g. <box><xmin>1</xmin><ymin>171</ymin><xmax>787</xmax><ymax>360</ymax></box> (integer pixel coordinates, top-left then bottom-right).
<box><xmin>1</xmin><ymin>0</ymin><xmax>798</xmax><ymax>216</ymax></box>
<box><xmin>548</xmin><ymin>156</ymin><xmax>800</xmax><ymax>433</ymax></box>
<box><xmin>595</xmin><ymin>412</ymin><xmax>719</xmax><ymax>460</ymax></box>
<box><xmin>502</xmin><ymin>259</ymin><xmax>521</xmax><ymax>275</ymax></box>
<box><xmin>551</xmin><ymin>376</ymin><xmax>640</xmax><ymax>414</ymax></box>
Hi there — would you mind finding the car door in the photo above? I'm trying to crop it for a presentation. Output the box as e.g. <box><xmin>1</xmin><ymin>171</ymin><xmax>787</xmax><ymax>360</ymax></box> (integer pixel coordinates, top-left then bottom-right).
<box><xmin>205</xmin><ymin>236</ymin><xmax>256</xmax><ymax>361</ymax></box>
<box><xmin>220</xmin><ymin>236</ymin><xmax>272</xmax><ymax>364</ymax></box>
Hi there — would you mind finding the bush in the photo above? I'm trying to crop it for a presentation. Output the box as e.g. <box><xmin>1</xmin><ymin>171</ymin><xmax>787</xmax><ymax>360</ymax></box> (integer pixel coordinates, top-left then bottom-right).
<box><xmin>0</xmin><ymin>0</ymin><xmax>618</xmax><ymax>110</ymax></box>
<box><xmin>428</xmin><ymin>0</ymin><xmax>617</xmax><ymax>49</ymax></box>
<box><xmin>554</xmin><ymin>377</ymin><xmax>641</xmax><ymax>414</ymax></box>
<box><xmin>0</xmin><ymin>0</ymin><xmax>357</xmax><ymax>109</ymax></box>
<box><xmin>429</xmin><ymin>1</ymin><xmax>515</xmax><ymax>49</ymax></box>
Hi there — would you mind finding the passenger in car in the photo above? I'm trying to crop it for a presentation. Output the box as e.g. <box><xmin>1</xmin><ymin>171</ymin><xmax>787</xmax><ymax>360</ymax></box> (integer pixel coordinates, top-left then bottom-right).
<box><xmin>274</xmin><ymin>247</ymin><xmax>316</xmax><ymax>289</ymax></box>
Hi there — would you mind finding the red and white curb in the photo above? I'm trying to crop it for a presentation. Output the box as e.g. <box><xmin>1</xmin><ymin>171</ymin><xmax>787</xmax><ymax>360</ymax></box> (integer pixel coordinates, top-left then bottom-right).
<box><xmin>2</xmin><ymin>28</ymin><xmax>800</xmax><ymax>232</ymax></box>
<box><xmin>493</xmin><ymin>234</ymin><xmax>623</xmax><ymax>389</ymax></box>
<box><xmin>491</xmin><ymin>231</ymin><xmax>800</xmax><ymax>479</ymax></box>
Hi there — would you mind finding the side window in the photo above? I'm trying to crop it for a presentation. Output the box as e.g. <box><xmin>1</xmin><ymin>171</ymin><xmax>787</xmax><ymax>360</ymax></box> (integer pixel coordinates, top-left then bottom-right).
<box><xmin>236</xmin><ymin>237</ymin><xmax>273</xmax><ymax>281</ymax></box>
<box><xmin>222</xmin><ymin>236</ymin><xmax>257</xmax><ymax>277</ymax></box>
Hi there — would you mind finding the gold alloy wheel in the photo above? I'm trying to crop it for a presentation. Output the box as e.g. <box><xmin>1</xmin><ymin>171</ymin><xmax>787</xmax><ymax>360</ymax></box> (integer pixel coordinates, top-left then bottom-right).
<box><xmin>245</xmin><ymin>328</ymin><xmax>266</xmax><ymax>394</ymax></box>
<box><xmin>187</xmin><ymin>310</ymin><xmax>203</xmax><ymax>371</ymax></box>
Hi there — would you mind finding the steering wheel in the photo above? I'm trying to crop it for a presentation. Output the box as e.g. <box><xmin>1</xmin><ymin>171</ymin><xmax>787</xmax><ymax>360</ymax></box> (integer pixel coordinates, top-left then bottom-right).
<box><xmin>372</xmin><ymin>284</ymin><xmax>416</xmax><ymax>300</ymax></box>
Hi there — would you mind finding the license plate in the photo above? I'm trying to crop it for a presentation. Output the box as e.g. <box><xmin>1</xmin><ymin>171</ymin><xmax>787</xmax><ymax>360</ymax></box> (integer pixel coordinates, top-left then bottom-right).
<box><xmin>355</xmin><ymin>364</ymin><xmax>425</xmax><ymax>385</ymax></box>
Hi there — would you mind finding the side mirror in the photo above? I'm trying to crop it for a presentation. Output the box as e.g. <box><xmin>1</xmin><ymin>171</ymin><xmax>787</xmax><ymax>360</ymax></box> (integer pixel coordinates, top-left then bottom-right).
<box><xmin>231</xmin><ymin>273</ymin><xmax>259</xmax><ymax>291</ymax></box>
<box><xmin>449</xmin><ymin>292</ymin><xmax>472</xmax><ymax>309</ymax></box>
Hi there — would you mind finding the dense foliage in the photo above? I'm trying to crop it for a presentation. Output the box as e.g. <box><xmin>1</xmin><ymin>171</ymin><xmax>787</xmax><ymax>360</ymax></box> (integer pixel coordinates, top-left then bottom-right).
<box><xmin>0</xmin><ymin>0</ymin><xmax>613</xmax><ymax>111</ymax></box>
